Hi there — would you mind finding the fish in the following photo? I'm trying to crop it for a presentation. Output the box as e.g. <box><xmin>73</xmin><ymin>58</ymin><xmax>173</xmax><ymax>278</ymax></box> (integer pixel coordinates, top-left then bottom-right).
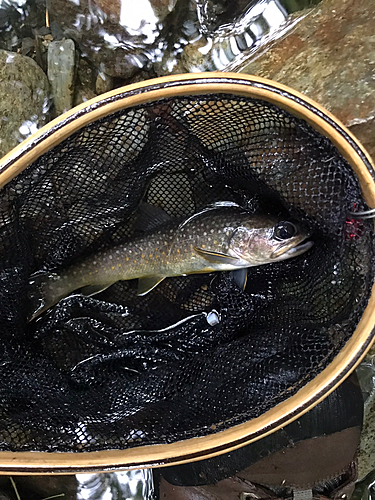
<box><xmin>28</xmin><ymin>202</ymin><xmax>313</xmax><ymax>321</ymax></box>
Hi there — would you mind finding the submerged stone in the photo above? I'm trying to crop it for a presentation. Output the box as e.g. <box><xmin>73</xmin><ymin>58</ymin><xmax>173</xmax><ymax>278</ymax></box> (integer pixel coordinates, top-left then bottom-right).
<box><xmin>95</xmin><ymin>72</ymin><xmax>113</xmax><ymax>95</ymax></box>
<box><xmin>0</xmin><ymin>49</ymin><xmax>50</xmax><ymax>158</ymax></box>
<box><xmin>47</xmin><ymin>39</ymin><xmax>76</xmax><ymax>115</ymax></box>
<box><xmin>47</xmin><ymin>0</ymin><xmax>177</xmax><ymax>79</ymax></box>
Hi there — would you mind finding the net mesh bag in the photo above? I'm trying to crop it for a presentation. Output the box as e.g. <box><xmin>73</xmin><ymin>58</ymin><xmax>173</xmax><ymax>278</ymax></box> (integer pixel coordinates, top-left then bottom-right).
<box><xmin>0</xmin><ymin>93</ymin><xmax>374</xmax><ymax>453</ymax></box>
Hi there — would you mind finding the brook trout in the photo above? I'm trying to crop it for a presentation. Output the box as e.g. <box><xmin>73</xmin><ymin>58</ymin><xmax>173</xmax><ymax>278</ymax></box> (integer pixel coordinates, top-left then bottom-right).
<box><xmin>28</xmin><ymin>202</ymin><xmax>313</xmax><ymax>320</ymax></box>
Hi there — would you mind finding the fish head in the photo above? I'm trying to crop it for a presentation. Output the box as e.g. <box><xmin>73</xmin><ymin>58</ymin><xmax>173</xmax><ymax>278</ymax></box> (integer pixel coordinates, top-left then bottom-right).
<box><xmin>228</xmin><ymin>216</ymin><xmax>313</xmax><ymax>265</ymax></box>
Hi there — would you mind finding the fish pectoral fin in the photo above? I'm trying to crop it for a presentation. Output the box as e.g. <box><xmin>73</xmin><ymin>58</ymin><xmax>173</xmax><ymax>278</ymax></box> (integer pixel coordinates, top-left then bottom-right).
<box><xmin>230</xmin><ymin>268</ymin><xmax>248</xmax><ymax>291</ymax></box>
<box><xmin>194</xmin><ymin>247</ymin><xmax>239</xmax><ymax>265</ymax></box>
<box><xmin>79</xmin><ymin>283</ymin><xmax>113</xmax><ymax>297</ymax></box>
<box><xmin>137</xmin><ymin>276</ymin><xmax>165</xmax><ymax>296</ymax></box>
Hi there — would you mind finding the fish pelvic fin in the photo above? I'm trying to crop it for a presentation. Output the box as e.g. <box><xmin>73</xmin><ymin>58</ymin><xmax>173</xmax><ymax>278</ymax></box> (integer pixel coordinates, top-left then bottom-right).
<box><xmin>194</xmin><ymin>247</ymin><xmax>239</xmax><ymax>265</ymax></box>
<box><xmin>137</xmin><ymin>276</ymin><xmax>165</xmax><ymax>296</ymax></box>
<box><xmin>230</xmin><ymin>268</ymin><xmax>248</xmax><ymax>291</ymax></box>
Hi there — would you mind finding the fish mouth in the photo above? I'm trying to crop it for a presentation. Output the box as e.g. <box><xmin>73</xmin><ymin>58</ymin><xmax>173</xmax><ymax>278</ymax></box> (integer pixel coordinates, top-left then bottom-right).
<box><xmin>270</xmin><ymin>235</ymin><xmax>314</xmax><ymax>261</ymax></box>
<box><xmin>280</xmin><ymin>239</ymin><xmax>314</xmax><ymax>259</ymax></box>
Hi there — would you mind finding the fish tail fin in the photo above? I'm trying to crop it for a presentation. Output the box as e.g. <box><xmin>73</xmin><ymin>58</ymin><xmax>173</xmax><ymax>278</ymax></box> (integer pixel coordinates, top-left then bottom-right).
<box><xmin>28</xmin><ymin>271</ymin><xmax>60</xmax><ymax>322</ymax></box>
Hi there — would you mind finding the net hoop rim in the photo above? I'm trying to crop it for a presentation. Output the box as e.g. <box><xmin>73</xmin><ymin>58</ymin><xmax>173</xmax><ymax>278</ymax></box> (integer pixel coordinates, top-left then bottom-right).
<box><xmin>0</xmin><ymin>72</ymin><xmax>374</xmax><ymax>474</ymax></box>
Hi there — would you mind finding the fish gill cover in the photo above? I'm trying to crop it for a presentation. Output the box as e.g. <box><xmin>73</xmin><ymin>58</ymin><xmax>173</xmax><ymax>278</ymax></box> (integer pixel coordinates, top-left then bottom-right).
<box><xmin>0</xmin><ymin>94</ymin><xmax>374</xmax><ymax>452</ymax></box>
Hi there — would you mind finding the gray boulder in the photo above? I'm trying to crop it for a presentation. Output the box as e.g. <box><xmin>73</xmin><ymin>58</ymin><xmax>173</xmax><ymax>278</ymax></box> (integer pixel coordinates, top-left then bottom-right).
<box><xmin>0</xmin><ymin>50</ymin><xmax>50</xmax><ymax>158</ymax></box>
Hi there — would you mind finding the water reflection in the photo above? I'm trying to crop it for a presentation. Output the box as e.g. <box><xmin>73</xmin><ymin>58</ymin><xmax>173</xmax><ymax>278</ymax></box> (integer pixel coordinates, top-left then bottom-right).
<box><xmin>184</xmin><ymin>0</ymin><xmax>296</xmax><ymax>72</ymax></box>
<box><xmin>0</xmin><ymin>0</ymin><xmax>321</xmax><ymax>157</ymax></box>
<box><xmin>0</xmin><ymin>0</ymin><xmax>320</xmax><ymax>83</ymax></box>
<box><xmin>77</xmin><ymin>470</ymin><xmax>154</xmax><ymax>500</ymax></box>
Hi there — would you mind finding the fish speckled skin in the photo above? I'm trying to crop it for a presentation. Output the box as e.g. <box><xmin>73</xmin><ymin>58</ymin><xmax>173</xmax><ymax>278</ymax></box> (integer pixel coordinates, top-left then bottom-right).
<box><xmin>29</xmin><ymin>203</ymin><xmax>312</xmax><ymax>320</ymax></box>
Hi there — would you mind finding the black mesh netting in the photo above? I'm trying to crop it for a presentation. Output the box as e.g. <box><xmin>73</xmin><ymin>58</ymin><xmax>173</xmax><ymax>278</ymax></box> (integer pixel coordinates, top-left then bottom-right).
<box><xmin>0</xmin><ymin>94</ymin><xmax>374</xmax><ymax>453</ymax></box>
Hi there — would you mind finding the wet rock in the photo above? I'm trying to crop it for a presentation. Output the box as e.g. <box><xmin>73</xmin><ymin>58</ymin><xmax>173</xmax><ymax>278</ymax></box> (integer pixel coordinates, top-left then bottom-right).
<box><xmin>240</xmin><ymin>0</ymin><xmax>375</xmax><ymax>162</ymax></box>
<box><xmin>37</xmin><ymin>26</ymin><xmax>52</xmax><ymax>36</ymax></box>
<box><xmin>150</xmin><ymin>0</ymin><xmax>178</xmax><ymax>19</ymax></box>
<box><xmin>77</xmin><ymin>58</ymin><xmax>96</xmax><ymax>90</ymax></box>
<box><xmin>357</xmin><ymin>344</ymin><xmax>375</xmax><ymax>479</ymax></box>
<box><xmin>0</xmin><ymin>0</ymin><xmax>48</xmax><ymax>56</ymax></box>
<box><xmin>47</xmin><ymin>39</ymin><xmax>76</xmax><ymax>115</ymax></box>
<box><xmin>47</xmin><ymin>0</ymin><xmax>177</xmax><ymax>79</ymax></box>
<box><xmin>34</xmin><ymin>34</ymin><xmax>49</xmax><ymax>73</ymax></box>
<box><xmin>122</xmin><ymin>69</ymin><xmax>157</xmax><ymax>85</ymax></box>
<box><xmin>50</xmin><ymin>20</ymin><xmax>65</xmax><ymax>41</ymax></box>
<box><xmin>358</xmin><ymin>378</ymin><xmax>375</xmax><ymax>478</ymax></box>
<box><xmin>0</xmin><ymin>49</ymin><xmax>50</xmax><ymax>158</ymax></box>
<box><xmin>21</xmin><ymin>36</ymin><xmax>35</xmax><ymax>56</ymax></box>
<box><xmin>73</xmin><ymin>58</ymin><xmax>97</xmax><ymax>106</ymax></box>
<box><xmin>74</xmin><ymin>86</ymin><xmax>97</xmax><ymax>107</ymax></box>
<box><xmin>95</xmin><ymin>72</ymin><xmax>113</xmax><ymax>95</ymax></box>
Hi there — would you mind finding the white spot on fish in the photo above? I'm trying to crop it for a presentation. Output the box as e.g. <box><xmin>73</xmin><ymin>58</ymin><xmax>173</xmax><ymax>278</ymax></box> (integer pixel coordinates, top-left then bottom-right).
<box><xmin>93</xmin><ymin>261</ymin><xmax>97</xmax><ymax>265</ymax></box>
<box><xmin>109</xmin><ymin>255</ymin><xmax>113</xmax><ymax>260</ymax></box>
<box><xmin>203</xmin><ymin>232</ymin><xmax>207</xmax><ymax>236</ymax></box>
<box><xmin>210</xmin><ymin>229</ymin><xmax>214</xmax><ymax>233</ymax></box>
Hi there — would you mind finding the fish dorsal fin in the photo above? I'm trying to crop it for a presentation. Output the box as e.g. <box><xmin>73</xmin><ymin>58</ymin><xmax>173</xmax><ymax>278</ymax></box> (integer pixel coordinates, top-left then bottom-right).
<box><xmin>79</xmin><ymin>283</ymin><xmax>113</xmax><ymax>296</ymax></box>
<box><xmin>177</xmin><ymin>201</ymin><xmax>242</xmax><ymax>232</ymax></box>
<box><xmin>230</xmin><ymin>268</ymin><xmax>248</xmax><ymax>291</ymax></box>
<box><xmin>135</xmin><ymin>203</ymin><xmax>172</xmax><ymax>232</ymax></box>
<box><xmin>137</xmin><ymin>276</ymin><xmax>165</xmax><ymax>296</ymax></box>
<box><xmin>194</xmin><ymin>247</ymin><xmax>239</xmax><ymax>265</ymax></box>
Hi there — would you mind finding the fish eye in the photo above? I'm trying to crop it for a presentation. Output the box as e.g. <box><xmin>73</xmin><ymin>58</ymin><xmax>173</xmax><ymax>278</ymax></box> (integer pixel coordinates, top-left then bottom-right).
<box><xmin>274</xmin><ymin>221</ymin><xmax>297</xmax><ymax>240</ymax></box>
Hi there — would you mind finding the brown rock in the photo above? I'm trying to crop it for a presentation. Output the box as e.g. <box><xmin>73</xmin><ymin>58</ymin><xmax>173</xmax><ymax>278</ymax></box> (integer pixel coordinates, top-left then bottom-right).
<box><xmin>240</xmin><ymin>0</ymin><xmax>375</xmax><ymax>162</ymax></box>
<box><xmin>73</xmin><ymin>57</ymin><xmax>97</xmax><ymax>106</ymax></box>
<box><xmin>95</xmin><ymin>72</ymin><xmax>113</xmax><ymax>95</ymax></box>
<box><xmin>95</xmin><ymin>0</ymin><xmax>121</xmax><ymax>21</ymax></box>
<box><xmin>149</xmin><ymin>0</ymin><xmax>178</xmax><ymax>20</ymax></box>
<box><xmin>77</xmin><ymin>58</ymin><xmax>96</xmax><ymax>90</ymax></box>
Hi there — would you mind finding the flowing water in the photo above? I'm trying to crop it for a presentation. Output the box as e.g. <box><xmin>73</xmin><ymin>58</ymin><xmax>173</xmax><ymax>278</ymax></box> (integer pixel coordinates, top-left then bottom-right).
<box><xmin>0</xmin><ymin>0</ymin><xmax>320</xmax><ymax>158</ymax></box>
